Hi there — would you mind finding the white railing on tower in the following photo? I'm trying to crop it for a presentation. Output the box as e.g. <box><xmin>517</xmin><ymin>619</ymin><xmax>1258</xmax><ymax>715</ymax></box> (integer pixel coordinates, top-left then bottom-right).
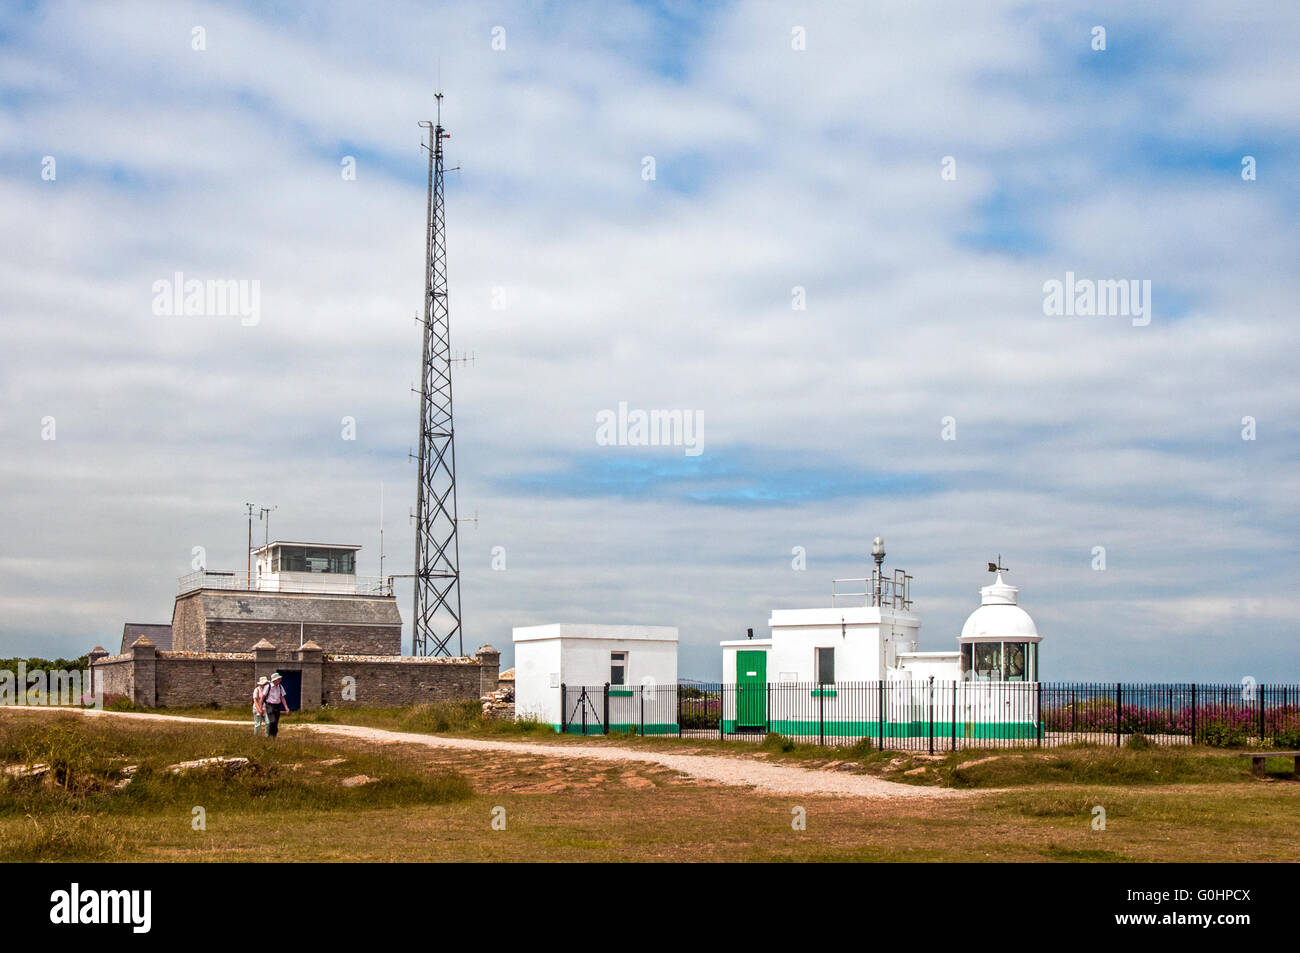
<box><xmin>177</xmin><ymin>570</ymin><xmax>393</xmax><ymax>596</ymax></box>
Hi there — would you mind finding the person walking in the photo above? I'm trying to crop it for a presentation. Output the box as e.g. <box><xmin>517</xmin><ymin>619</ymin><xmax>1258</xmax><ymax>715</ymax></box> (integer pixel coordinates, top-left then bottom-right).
<box><xmin>262</xmin><ymin>672</ymin><xmax>293</xmax><ymax>738</ymax></box>
<box><xmin>252</xmin><ymin>675</ymin><xmax>269</xmax><ymax>736</ymax></box>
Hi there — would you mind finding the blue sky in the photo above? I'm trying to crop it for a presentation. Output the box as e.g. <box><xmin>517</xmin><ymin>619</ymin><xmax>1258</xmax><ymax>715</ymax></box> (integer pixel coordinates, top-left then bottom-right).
<box><xmin>1</xmin><ymin>0</ymin><xmax>1298</xmax><ymax>681</ymax></box>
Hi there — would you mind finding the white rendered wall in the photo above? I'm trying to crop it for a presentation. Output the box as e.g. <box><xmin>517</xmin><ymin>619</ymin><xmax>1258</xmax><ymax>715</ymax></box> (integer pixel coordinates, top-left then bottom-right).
<box><xmin>513</xmin><ymin>624</ymin><xmax>678</xmax><ymax>727</ymax></box>
<box><xmin>513</xmin><ymin>635</ymin><xmax>563</xmax><ymax>726</ymax></box>
<box><xmin>766</xmin><ymin>606</ymin><xmax>919</xmax><ymax>683</ymax></box>
<box><xmin>559</xmin><ymin>637</ymin><xmax>676</xmax><ymax>688</ymax></box>
<box><xmin>894</xmin><ymin>652</ymin><xmax>960</xmax><ymax>683</ymax></box>
<box><xmin>254</xmin><ymin>571</ymin><xmax>360</xmax><ymax>594</ymax></box>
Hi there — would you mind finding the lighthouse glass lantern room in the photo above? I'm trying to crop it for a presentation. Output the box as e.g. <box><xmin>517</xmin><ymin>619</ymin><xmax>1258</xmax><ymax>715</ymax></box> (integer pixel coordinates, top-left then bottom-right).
<box><xmin>959</xmin><ymin>570</ymin><xmax>1040</xmax><ymax>682</ymax></box>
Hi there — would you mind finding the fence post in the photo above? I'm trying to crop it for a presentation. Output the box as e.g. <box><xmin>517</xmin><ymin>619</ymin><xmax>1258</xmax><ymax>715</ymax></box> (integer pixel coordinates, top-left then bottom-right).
<box><xmin>928</xmin><ymin>676</ymin><xmax>935</xmax><ymax>756</ymax></box>
<box><xmin>560</xmin><ymin>683</ymin><xmax>567</xmax><ymax>734</ymax></box>
<box><xmin>878</xmin><ymin>680</ymin><xmax>885</xmax><ymax>749</ymax></box>
<box><xmin>1115</xmin><ymin>682</ymin><xmax>1122</xmax><ymax>748</ymax></box>
<box><xmin>766</xmin><ymin>682</ymin><xmax>771</xmax><ymax>734</ymax></box>
<box><xmin>639</xmin><ymin>685</ymin><xmax>645</xmax><ymax>737</ymax></box>
<box><xmin>818</xmin><ymin>682</ymin><xmax>825</xmax><ymax>747</ymax></box>
<box><xmin>1259</xmin><ymin>682</ymin><xmax>1266</xmax><ymax>743</ymax></box>
<box><xmin>603</xmin><ymin>682</ymin><xmax>610</xmax><ymax>735</ymax></box>
<box><xmin>951</xmin><ymin>680</ymin><xmax>957</xmax><ymax>752</ymax></box>
<box><xmin>676</xmin><ymin>684</ymin><xmax>682</xmax><ymax>738</ymax></box>
<box><xmin>1036</xmin><ymin>681</ymin><xmax>1043</xmax><ymax>748</ymax></box>
<box><xmin>1190</xmin><ymin>683</ymin><xmax>1196</xmax><ymax>745</ymax></box>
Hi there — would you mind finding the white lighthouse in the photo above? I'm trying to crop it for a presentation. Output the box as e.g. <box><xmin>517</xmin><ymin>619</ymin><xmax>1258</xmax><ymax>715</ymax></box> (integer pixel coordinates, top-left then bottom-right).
<box><xmin>958</xmin><ymin>562</ymin><xmax>1041</xmax><ymax>682</ymax></box>
<box><xmin>712</xmin><ymin>546</ymin><xmax>1045</xmax><ymax>739</ymax></box>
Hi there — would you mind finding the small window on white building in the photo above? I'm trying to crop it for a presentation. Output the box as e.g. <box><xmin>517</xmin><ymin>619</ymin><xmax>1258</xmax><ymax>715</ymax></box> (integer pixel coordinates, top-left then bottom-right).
<box><xmin>816</xmin><ymin>647</ymin><xmax>835</xmax><ymax>685</ymax></box>
<box><xmin>610</xmin><ymin>651</ymin><xmax>627</xmax><ymax>686</ymax></box>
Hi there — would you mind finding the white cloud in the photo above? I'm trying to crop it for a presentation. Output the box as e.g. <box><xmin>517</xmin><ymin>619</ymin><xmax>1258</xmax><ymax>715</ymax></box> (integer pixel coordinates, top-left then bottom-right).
<box><xmin>1</xmin><ymin>0</ymin><xmax>1296</xmax><ymax>681</ymax></box>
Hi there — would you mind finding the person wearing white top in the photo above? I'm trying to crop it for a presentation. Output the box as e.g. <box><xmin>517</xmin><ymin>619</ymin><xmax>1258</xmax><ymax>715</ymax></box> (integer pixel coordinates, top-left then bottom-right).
<box><xmin>260</xmin><ymin>672</ymin><xmax>293</xmax><ymax>738</ymax></box>
<box><xmin>252</xmin><ymin>675</ymin><xmax>269</xmax><ymax>736</ymax></box>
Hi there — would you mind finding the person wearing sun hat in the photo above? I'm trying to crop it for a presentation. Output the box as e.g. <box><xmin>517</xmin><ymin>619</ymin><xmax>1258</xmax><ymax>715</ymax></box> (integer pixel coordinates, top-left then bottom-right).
<box><xmin>252</xmin><ymin>676</ymin><xmax>269</xmax><ymax>736</ymax></box>
<box><xmin>261</xmin><ymin>672</ymin><xmax>293</xmax><ymax>738</ymax></box>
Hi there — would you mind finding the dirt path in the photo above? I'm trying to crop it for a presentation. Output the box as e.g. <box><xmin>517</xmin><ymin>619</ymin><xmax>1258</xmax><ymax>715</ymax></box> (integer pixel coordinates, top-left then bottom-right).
<box><xmin>64</xmin><ymin>708</ymin><xmax>968</xmax><ymax>799</ymax></box>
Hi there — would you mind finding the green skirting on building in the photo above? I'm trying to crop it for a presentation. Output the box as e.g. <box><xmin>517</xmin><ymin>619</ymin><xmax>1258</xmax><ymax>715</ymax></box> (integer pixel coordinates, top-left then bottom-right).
<box><xmin>723</xmin><ymin>719</ymin><xmax>1039</xmax><ymax>740</ymax></box>
<box><xmin>555</xmin><ymin>723</ymin><xmax>680</xmax><ymax>736</ymax></box>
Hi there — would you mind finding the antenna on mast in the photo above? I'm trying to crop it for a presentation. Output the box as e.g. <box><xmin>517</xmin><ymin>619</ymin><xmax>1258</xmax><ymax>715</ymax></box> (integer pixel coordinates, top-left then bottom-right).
<box><xmin>412</xmin><ymin>97</ymin><xmax>464</xmax><ymax>657</ymax></box>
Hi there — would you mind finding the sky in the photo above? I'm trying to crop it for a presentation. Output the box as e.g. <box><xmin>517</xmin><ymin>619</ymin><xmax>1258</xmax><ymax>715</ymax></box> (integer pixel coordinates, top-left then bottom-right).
<box><xmin>2</xmin><ymin>0</ymin><xmax>1298</xmax><ymax>681</ymax></box>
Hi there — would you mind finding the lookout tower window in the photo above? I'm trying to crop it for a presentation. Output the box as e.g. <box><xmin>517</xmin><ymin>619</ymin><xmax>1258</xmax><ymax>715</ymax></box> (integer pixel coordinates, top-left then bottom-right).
<box><xmin>272</xmin><ymin>547</ymin><xmax>355</xmax><ymax>575</ymax></box>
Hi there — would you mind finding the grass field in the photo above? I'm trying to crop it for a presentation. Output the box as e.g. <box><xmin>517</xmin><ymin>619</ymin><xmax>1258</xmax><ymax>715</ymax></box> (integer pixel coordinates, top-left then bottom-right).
<box><xmin>146</xmin><ymin>699</ymin><xmax>1295</xmax><ymax>787</ymax></box>
<box><xmin>2</xmin><ymin>707</ymin><xmax>1296</xmax><ymax>862</ymax></box>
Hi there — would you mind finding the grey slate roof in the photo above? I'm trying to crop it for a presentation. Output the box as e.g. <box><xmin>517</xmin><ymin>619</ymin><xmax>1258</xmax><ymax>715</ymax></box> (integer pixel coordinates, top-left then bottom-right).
<box><xmin>122</xmin><ymin>623</ymin><xmax>174</xmax><ymax>653</ymax></box>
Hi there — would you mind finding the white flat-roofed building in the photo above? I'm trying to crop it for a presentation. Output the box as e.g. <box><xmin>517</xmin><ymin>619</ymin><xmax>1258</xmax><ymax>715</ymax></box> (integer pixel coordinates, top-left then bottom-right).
<box><xmin>513</xmin><ymin>623</ymin><xmax>678</xmax><ymax>733</ymax></box>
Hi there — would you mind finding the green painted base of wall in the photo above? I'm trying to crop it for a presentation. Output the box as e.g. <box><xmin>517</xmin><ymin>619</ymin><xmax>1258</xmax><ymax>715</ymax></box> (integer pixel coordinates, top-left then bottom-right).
<box><xmin>555</xmin><ymin>723</ymin><xmax>679</xmax><ymax>736</ymax></box>
<box><xmin>722</xmin><ymin>720</ymin><xmax>772</xmax><ymax>733</ymax></box>
<box><xmin>556</xmin><ymin>720</ymin><xmax>1040</xmax><ymax>740</ymax></box>
<box><xmin>732</xmin><ymin>719</ymin><xmax>1040</xmax><ymax>740</ymax></box>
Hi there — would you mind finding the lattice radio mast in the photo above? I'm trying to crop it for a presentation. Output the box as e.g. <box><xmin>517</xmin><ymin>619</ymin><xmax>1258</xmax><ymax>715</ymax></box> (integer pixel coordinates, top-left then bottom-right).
<box><xmin>412</xmin><ymin>94</ymin><xmax>463</xmax><ymax>657</ymax></box>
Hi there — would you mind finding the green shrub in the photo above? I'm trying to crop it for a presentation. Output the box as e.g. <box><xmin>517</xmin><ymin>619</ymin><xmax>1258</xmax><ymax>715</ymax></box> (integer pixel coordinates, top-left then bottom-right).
<box><xmin>1125</xmin><ymin>732</ymin><xmax>1151</xmax><ymax>750</ymax></box>
<box><xmin>1201</xmin><ymin>722</ymin><xmax>1249</xmax><ymax>748</ymax></box>
<box><xmin>398</xmin><ymin>700</ymin><xmax>482</xmax><ymax>733</ymax></box>
<box><xmin>845</xmin><ymin>736</ymin><xmax>874</xmax><ymax>757</ymax></box>
<box><xmin>1271</xmin><ymin>727</ymin><xmax>1300</xmax><ymax>749</ymax></box>
<box><xmin>761</xmin><ymin>732</ymin><xmax>797</xmax><ymax>753</ymax></box>
<box><xmin>511</xmin><ymin>713</ymin><xmax>551</xmax><ymax>735</ymax></box>
<box><xmin>679</xmin><ymin>710</ymin><xmax>718</xmax><ymax>730</ymax></box>
<box><xmin>14</xmin><ymin>718</ymin><xmax>110</xmax><ymax>793</ymax></box>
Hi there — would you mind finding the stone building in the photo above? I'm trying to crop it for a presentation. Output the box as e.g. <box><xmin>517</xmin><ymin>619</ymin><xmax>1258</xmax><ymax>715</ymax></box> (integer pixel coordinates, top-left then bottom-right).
<box><xmin>92</xmin><ymin>540</ymin><xmax>497</xmax><ymax>710</ymax></box>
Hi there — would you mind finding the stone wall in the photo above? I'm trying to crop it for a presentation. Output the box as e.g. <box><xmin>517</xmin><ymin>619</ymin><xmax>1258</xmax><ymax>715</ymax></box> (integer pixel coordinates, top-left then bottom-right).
<box><xmin>91</xmin><ymin>639</ymin><xmax>499</xmax><ymax>711</ymax></box>
<box><xmin>155</xmin><ymin>656</ymin><xmax>258</xmax><ymax>709</ymax></box>
<box><xmin>171</xmin><ymin>589</ymin><xmax>402</xmax><ymax>656</ymax></box>
<box><xmin>170</xmin><ymin>594</ymin><xmax>206</xmax><ymax>652</ymax></box>
<box><xmin>91</xmin><ymin>650</ymin><xmax>139</xmax><ymax>704</ymax></box>
<box><xmin>320</xmin><ymin>656</ymin><xmax>494</xmax><ymax>707</ymax></box>
<box><xmin>205</xmin><ymin>620</ymin><xmax>400</xmax><ymax>657</ymax></box>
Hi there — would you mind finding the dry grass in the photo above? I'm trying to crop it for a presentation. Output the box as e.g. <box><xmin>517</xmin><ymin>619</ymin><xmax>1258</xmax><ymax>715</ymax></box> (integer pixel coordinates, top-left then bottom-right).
<box><xmin>3</xmin><ymin>708</ymin><xmax>1296</xmax><ymax>862</ymax></box>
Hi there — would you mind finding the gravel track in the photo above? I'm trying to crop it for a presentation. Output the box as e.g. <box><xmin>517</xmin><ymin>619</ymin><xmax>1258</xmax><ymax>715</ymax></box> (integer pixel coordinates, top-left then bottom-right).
<box><xmin>56</xmin><ymin>708</ymin><xmax>970</xmax><ymax>799</ymax></box>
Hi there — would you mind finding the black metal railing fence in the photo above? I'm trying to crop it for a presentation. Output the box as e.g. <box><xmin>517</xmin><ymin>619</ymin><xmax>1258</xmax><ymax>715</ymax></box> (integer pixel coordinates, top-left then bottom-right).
<box><xmin>558</xmin><ymin>680</ymin><xmax>1300</xmax><ymax>752</ymax></box>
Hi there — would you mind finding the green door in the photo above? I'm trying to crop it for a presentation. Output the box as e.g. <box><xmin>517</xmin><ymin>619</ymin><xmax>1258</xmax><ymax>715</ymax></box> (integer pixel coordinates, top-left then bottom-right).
<box><xmin>736</xmin><ymin>651</ymin><xmax>767</xmax><ymax>729</ymax></box>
